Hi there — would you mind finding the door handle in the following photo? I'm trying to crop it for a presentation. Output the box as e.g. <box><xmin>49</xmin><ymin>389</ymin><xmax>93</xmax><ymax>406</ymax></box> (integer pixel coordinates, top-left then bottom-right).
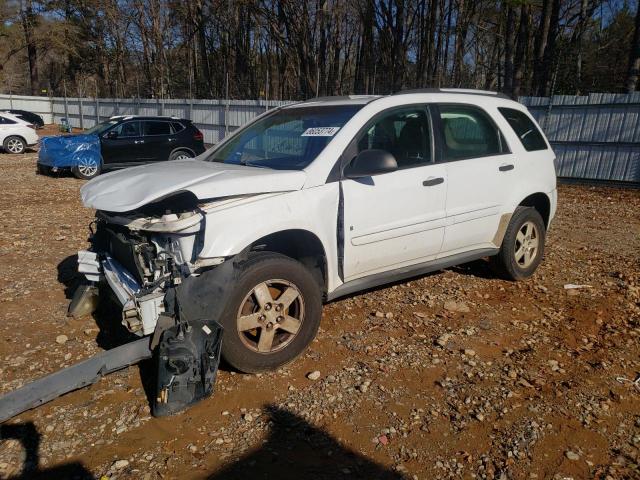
<box><xmin>134</xmin><ymin>140</ymin><xmax>145</xmax><ymax>144</ymax></box>
<box><xmin>422</xmin><ymin>177</ymin><xmax>444</xmax><ymax>186</ymax></box>
<box><xmin>499</xmin><ymin>164</ymin><xmax>514</xmax><ymax>172</ymax></box>
<box><xmin>168</xmin><ymin>138</ymin><xmax>176</xmax><ymax>142</ymax></box>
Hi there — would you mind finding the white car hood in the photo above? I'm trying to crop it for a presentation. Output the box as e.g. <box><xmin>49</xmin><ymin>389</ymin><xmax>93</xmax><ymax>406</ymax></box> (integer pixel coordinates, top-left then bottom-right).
<box><xmin>80</xmin><ymin>159</ymin><xmax>307</xmax><ymax>212</ymax></box>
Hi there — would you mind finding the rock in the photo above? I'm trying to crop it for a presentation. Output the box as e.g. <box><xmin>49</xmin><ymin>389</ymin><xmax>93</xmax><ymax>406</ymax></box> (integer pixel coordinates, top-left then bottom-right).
<box><xmin>436</xmin><ymin>333</ymin><xmax>453</xmax><ymax>347</ymax></box>
<box><xmin>444</xmin><ymin>300</ymin><xmax>470</xmax><ymax>313</ymax></box>
<box><xmin>378</xmin><ymin>434</ymin><xmax>389</xmax><ymax>445</ymax></box>
<box><xmin>55</xmin><ymin>335</ymin><xmax>68</xmax><ymax>345</ymax></box>
<box><xmin>307</xmin><ymin>370</ymin><xmax>321</xmax><ymax>381</ymax></box>
<box><xmin>463</xmin><ymin>349</ymin><xmax>476</xmax><ymax>357</ymax></box>
<box><xmin>565</xmin><ymin>450</ymin><xmax>580</xmax><ymax>461</ymax></box>
<box><xmin>112</xmin><ymin>459</ymin><xmax>129</xmax><ymax>470</ymax></box>
<box><xmin>375</xmin><ymin>311</ymin><xmax>384</xmax><ymax>318</ymax></box>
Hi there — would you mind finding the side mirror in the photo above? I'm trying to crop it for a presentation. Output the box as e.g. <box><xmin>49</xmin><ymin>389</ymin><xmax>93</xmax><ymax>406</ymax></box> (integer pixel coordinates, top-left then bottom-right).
<box><xmin>344</xmin><ymin>149</ymin><xmax>398</xmax><ymax>178</ymax></box>
<box><xmin>104</xmin><ymin>130</ymin><xmax>118</xmax><ymax>139</ymax></box>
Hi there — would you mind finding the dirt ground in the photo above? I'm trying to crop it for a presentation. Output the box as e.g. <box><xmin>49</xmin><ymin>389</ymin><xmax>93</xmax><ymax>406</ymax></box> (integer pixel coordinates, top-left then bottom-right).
<box><xmin>0</xmin><ymin>146</ymin><xmax>638</xmax><ymax>480</ymax></box>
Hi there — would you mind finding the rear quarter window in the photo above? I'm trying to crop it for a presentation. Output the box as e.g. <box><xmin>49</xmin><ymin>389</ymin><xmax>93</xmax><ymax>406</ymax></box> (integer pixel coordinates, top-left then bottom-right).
<box><xmin>171</xmin><ymin>122</ymin><xmax>185</xmax><ymax>133</ymax></box>
<box><xmin>498</xmin><ymin>107</ymin><xmax>548</xmax><ymax>152</ymax></box>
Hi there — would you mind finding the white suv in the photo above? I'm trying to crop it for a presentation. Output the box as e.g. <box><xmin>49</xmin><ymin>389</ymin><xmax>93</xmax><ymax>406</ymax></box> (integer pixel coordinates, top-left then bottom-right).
<box><xmin>0</xmin><ymin>112</ymin><xmax>39</xmax><ymax>154</ymax></box>
<box><xmin>75</xmin><ymin>89</ymin><xmax>557</xmax><ymax>373</ymax></box>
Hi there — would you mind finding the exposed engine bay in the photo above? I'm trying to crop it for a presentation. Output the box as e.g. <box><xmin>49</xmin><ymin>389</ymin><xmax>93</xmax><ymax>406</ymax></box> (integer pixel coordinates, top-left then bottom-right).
<box><xmin>74</xmin><ymin>192</ymin><xmax>227</xmax><ymax>336</ymax></box>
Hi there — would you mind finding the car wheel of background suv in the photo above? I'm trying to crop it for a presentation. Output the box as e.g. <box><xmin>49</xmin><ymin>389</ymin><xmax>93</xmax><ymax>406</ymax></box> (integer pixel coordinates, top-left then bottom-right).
<box><xmin>3</xmin><ymin>136</ymin><xmax>26</xmax><ymax>154</ymax></box>
<box><xmin>169</xmin><ymin>150</ymin><xmax>194</xmax><ymax>161</ymax></box>
<box><xmin>491</xmin><ymin>206</ymin><xmax>546</xmax><ymax>280</ymax></box>
<box><xmin>72</xmin><ymin>155</ymin><xmax>102</xmax><ymax>180</ymax></box>
<box><xmin>219</xmin><ymin>252</ymin><xmax>322</xmax><ymax>373</ymax></box>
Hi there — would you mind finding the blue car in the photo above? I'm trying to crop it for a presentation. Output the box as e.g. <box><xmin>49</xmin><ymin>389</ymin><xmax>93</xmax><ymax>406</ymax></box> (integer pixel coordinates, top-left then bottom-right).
<box><xmin>38</xmin><ymin>116</ymin><xmax>206</xmax><ymax>179</ymax></box>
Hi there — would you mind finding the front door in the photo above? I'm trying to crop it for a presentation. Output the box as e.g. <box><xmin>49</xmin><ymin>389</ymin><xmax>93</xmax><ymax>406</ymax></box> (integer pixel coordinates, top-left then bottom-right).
<box><xmin>101</xmin><ymin>120</ymin><xmax>144</xmax><ymax>165</ymax></box>
<box><xmin>341</xmin><ymin>106</ymin><xmax>447</xmax><ymax>281</ymax></box>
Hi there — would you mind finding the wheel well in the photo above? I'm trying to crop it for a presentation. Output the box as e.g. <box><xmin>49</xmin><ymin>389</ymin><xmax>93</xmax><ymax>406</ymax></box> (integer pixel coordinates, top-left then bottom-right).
<box><xmin>170</xmin><ymin>147</ymin><xmax>195</xmax><ymax>158</ymax></box>
<box><xmin>519</xmin><ymin>193</ymin><xmax>551</xmax><ymax>228</ymax></box>
<box><xmin>4</xmin><ymin>135</ymin><xmax>26</xmax><ymax>145</ymax></box>
<box><xmin>248</xmin><ymin>230</ymin><xmax>328</xmax><ymax>295</ymax></box>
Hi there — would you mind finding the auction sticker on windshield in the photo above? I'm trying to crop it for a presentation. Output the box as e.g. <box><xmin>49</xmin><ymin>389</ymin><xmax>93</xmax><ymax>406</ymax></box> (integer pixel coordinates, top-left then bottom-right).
<box><xmin>301</xmin><ymin>126</ymin><xmax>340</xmax><ymax>137</ymax></box>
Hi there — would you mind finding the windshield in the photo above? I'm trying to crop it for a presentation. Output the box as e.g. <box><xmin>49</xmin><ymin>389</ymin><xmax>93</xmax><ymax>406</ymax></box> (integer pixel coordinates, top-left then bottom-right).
<box><xmin>85</xmin><ymin>120</ymin><xmax>119</xmax><ymax>135</ymax></box>
<box><xmin>207</xmin><ymin>105</ymin><xmax>362</xmax><ymax>170</ymax></box>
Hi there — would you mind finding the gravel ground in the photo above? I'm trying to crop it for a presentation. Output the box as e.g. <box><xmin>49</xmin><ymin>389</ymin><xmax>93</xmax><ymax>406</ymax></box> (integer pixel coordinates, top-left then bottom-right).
<box><xmin>0</xmin><ymin>148</ymin><xmax>639</xmax><ymax>480</ymax></box>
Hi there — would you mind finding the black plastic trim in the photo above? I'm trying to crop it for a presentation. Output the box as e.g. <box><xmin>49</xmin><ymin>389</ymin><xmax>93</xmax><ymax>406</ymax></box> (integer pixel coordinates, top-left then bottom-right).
<box><xmin>327</xmin><ymin>248</ymin><xmax>499</xmax><ymax>301</ymax></box>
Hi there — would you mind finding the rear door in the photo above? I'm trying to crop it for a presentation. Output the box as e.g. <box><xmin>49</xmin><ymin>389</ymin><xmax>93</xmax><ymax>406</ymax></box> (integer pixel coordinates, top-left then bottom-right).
<box><xmin>341</xmin><ymin>105</ymin><xmax>447</xmax><ymax>280</ymax></box>
<box><xmin>142</xmin><ymin>120</ymin><xmax>173</xmax><ymax>161</ymax></box>
<box><xmin>433</xmin><ymin>104</ymin><xmax>515</xmax><ymax>256</ymax></box>
<box><xmin>101</xmin><ymin>120</ymin><xmax>144</xmax><ymax>165</ymax></box>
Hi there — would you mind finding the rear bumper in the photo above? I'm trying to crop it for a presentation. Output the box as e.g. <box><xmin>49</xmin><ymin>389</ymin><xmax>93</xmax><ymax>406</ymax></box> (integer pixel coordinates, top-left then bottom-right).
<box><xmin>77</xmin><ymin>250</ymin><xmax>164</xmax><ymax>336</ymax></box>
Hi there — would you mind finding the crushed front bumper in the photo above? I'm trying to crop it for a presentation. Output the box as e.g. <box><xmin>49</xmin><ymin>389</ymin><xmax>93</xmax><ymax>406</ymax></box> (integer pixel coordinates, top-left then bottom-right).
<box><xmin>76</xmin><ymin>250</ymin><xmax>165</xmax><ymax>336</ymax></box>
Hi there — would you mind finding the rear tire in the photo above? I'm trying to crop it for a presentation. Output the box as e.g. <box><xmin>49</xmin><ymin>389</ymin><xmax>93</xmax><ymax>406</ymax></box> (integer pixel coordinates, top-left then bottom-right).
<box><xmin>3</xmin><ymin>136</ymin><xmax>26</xmax><ymax>154</ymax></box>
<box><xmin>219</xmin><ymin>252</ymin><xmax>322</xmax><ymax>373</ymax></box>
<box><xmin>491</xmin><ymin>206</ymin><xmax>546</xmax><ymax>280</ymax></box>
<box><xmin>169</xmin><ymin>150</ymin><xmax>194</xmax><ymax>161</ymax></box>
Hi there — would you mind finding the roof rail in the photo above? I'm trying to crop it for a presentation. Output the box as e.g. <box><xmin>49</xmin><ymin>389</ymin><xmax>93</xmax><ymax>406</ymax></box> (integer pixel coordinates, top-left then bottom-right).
<box><xmin>301</xmin><ymin>95</ymin><xmax>380</xmax><ymax>103</ymax></box>
<box><xmin>392</xmin><ymin>88</ymin><xmax>512</xmax><ymax>100</ymax></box>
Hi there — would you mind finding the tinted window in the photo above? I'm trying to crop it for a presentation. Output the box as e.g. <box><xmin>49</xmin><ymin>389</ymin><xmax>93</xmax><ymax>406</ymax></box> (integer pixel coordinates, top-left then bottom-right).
<box><xmin>171</xmin><ymin>121</ymin><xmax>185</xmax><ymax>133</ymax></box>
<box><xmin>0</xmin><ymin>116</ymin><xmax>16</xmax><ymax>124</ymax></box>
<box><xmin>208</xmin><ymin>105</ymin><xmax>361</xmax><ymax>170</ymax></box>
<box><xmin>438</xmin><ymin>105</ymin><xmax>504</xmax><ymax>161</ymax></box>
<box><xmin>114</xmin><ymin>121</ymin><xmax>141</xmax><ymax>137</ymax></box>
<box><xmin>498</xmin><ymin>107</ymin><xmax>548</xmax><ymax>151</ymax></box>
<box><xmin>356</xmin><ymin>107</ymin><xmax>432</xmax><ymax>168</ymax></box>
<box><xmin>144</xmin><ymin>121</ymin><xmax>171</xmax><ymax>136</ymax></box>
<box><xmin>85</xmin><ymin>120</ymin><xmax>119</xmax><ymax>135</ymax></box>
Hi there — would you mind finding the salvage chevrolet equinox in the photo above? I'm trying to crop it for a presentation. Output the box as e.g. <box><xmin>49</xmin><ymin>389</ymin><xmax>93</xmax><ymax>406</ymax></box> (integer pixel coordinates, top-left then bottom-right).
<box><xmin>72</xmin><ymin>89</ymin><xmax>557</xmax><ymax>373</ymax></box>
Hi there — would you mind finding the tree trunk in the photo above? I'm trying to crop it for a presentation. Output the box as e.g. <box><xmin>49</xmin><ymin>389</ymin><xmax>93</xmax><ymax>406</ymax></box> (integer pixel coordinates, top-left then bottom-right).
<box><xmin>626</xmin><ymin>2</ymin><xmax>640</xmax><ymax>92</ymax></box>
<box><xmin>21</xmin><ymin>0</ymin><xmax>39</xmax><ymax>95</ymax></box>
<box><xmin>504</xmin><ymin>4</ymin><xmax>517</xmax><ymax>96</ymax></box>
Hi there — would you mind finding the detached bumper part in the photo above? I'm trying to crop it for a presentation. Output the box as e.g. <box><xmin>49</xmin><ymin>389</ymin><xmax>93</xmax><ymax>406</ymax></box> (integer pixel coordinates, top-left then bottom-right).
<box><xmin>0</xmin><ymin>338</ymin><xmax>153</xmax><ymax>423</ymax></box>
<box><xmin>153</xmin><ymin>319</ymin><xmax>223</xmax><ymax>417</ymax></box>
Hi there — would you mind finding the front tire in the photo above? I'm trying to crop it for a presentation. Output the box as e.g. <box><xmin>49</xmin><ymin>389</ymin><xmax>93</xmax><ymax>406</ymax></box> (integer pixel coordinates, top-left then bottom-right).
<box><xmin>491</xmin><ymin>206</ymin><xmax>546</xmax><ymax>280</ymax></box>
<box><xmin>220</xmin><ymin>253</ymin><xmax>322</xmax><ymax>373</ymax></box>
<box><xmin>3</xmin><ymin>136</ymin><xmax>26</xmax><ymax>154</ymax></box>
<box><xmin>72</xmin><ymin>156</ymin><xmax>101</xmax><ymax>180</ymax></box>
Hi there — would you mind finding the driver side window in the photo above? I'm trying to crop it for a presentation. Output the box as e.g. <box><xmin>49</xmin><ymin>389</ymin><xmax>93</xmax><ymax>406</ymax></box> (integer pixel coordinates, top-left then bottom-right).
<box><xmin>356</xmin><ymin>107</ymin><xmax>432</xmax><ymax>168</ymax></box>
<box><xmin>114</xmin><ymin>121</ymin><xmax>141</xmax><ymax>137</ymax></box>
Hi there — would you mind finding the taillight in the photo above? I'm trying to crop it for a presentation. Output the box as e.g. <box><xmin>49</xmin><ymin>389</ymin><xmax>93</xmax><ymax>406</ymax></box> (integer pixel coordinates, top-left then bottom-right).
<box><xmin>193</xmin><ymin>130</ymin><xmax>203</xmax><ymax>141</ymax></box>
<box><xmin>27</xmin><ymin>124</ymin><xmax>35</xmax><ymax>130</ymax></box>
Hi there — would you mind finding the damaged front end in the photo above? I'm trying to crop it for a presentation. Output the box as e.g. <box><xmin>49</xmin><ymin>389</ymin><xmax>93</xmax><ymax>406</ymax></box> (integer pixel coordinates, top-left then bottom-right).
<box><xmin>71</xmin><ymin>192</ymin><xmax>226</xmax><ymax>337</ymax></box>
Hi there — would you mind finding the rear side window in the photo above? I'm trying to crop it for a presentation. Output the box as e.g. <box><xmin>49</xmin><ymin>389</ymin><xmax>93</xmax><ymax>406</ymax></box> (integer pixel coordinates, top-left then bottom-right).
<box><xmin>498</xmin><ymin>107</ymin><xmax>548</xmax><ymax>151</ymax></box>
<box><xmin>437</xmin><ymin>105</ymin><xmax>505</xmax><ymax>161</ymax></box>
<box><xmin>144</xmin><ymin>121</ymin><xmax>171</xmax><ymax>136</ymax></box>
<box><xmin>0</xmin><ymin>116</ymin><xmax>16</xmax><ymax>124</ymax></box>
<box><xmin>171</xmin><ymin>121</ymin><xmax>185</xmax><ymax>133</ymax></box>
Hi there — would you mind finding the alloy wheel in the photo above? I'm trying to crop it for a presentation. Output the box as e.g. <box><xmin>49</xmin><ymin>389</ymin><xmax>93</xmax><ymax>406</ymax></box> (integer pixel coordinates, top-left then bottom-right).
<box><xmin>78</xmin><ymin>157</ymin><xmax>98</xmax><ymax>177</ymax></box>
<box><xmin>514</xmin><ymin>221</ymin><xmax>539</xmax><ymax>268</ymax></box>
<box><xmin>6</xmin><ymin>138</ymin><xmax>24</xmax><ymax>154</ymax></box>
<box><xmin>236</xmin><ymin>279</ymin><xmax>305</xmax><ymax>354</ymax></box>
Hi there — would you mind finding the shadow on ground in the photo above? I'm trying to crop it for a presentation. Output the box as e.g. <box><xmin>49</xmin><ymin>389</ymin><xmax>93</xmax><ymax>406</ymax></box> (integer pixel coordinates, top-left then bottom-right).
<box><xmin>208</xmin><ymin>405</ymin><xmax>406</xmax><ymax>480</ymax></box>
<box><xmin>0</xmin><ymin>422</ymin><xmax>93</xmax><ymax>480</ymax></box>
